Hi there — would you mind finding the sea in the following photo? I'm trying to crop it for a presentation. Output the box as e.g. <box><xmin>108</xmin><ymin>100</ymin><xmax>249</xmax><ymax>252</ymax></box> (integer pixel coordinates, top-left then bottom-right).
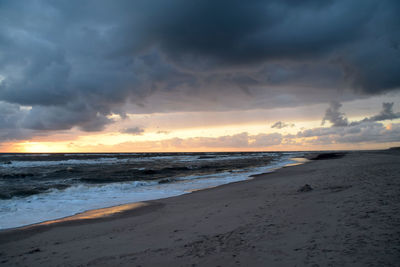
<box><xmin>0</xmin><ymin>152</ymin><xmax>307</xmax><ymax>229</ymax></box>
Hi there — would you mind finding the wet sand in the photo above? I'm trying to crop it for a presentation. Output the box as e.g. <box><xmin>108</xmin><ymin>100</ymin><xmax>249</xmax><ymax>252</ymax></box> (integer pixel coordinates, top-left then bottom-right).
<box><xmin>0</xmin><ymin>150</ymin><xmax>399</xmax><ymax>266</ymax></box>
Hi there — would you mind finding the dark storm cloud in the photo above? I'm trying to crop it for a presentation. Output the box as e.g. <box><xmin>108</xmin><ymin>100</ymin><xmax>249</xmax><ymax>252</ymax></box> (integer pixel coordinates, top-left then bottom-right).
<box><xmin>21</xmin><ymin>104</ymin><xmax>113</xmax><ymax>132</ymax></box>
<box><xmin>0</xmin><ymin>101</ymin><xmax>34</xmax><ymax>141</ymax></box>
<box><xmin>0</xmin><ymin>0</ymin><xmax>399</xmax><ymax>136</ymax></box>
<box><xmin>155</xmin><ymin>0</ymin><xmax>362</xmax><ymax>64</ymax></box>
<box><xmin>0</xmin><ymin>102</ymin><xmax>23</xmax><ymax>129</ymax></box>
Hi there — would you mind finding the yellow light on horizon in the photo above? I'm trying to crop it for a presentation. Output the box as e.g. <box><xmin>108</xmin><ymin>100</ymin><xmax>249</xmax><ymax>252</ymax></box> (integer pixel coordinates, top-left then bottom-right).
<box><xmin>17</xmin><ymin>142</ymin><xmax>75</xmax><ymax>153</ymax></box>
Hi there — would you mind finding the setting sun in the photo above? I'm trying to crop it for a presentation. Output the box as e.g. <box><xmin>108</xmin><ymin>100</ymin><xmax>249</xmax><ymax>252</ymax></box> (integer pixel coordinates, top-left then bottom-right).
<box><xmin>16</xmin><ymin>142</ymin><xmax>74</xmax><ymax>153</ymax></box>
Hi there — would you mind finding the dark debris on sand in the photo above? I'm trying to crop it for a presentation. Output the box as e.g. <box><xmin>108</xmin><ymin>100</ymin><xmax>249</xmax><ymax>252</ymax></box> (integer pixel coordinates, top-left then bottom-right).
<box><xmin>311</xmin><ymin>153</ymin><xmax>346</xmax><ymax>160</ymax></box>
<box><xmin>298</xmin><ymin>184</ymin><xmax>313</xmax><ymax>192</ymax></box>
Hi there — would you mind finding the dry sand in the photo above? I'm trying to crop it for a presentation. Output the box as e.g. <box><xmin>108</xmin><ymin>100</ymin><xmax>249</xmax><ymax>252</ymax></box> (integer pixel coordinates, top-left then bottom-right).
<box><xmin>0</xmin><ymin>150</ymin><xmax>399</xmax><ymax>266</ymax></box>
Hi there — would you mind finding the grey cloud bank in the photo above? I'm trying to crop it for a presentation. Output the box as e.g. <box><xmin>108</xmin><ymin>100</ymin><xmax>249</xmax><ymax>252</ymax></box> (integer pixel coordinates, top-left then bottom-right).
<box><xmin>322</xmin><ymin>102</ymin><xmax>349</xmax><ymax>127</ymax></box>
<box><xmin>322</xmin><ymin>102</ymin><xmax>400</xmax><ymax>127</ymax></box>
<box><xmin>0</xmin><ymin>0</ymin><xmax>399</xmax><ymax>140</ymax></box>
<box><xmin>82</xmin><ymin>102</ymin><xmax>400</xmax><ymax>150</ymax></box>
<box><xmin>99</xmin><ymin>121</ymin><xmax>400</xmax><ymax>150</ymax></box>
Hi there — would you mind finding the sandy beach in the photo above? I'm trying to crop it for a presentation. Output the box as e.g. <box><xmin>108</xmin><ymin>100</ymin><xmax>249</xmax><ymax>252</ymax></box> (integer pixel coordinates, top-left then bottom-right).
<box><xmin>0</xmin><ymin>150</ymin><xmax>399</xmax><ymax>266</ymax></box>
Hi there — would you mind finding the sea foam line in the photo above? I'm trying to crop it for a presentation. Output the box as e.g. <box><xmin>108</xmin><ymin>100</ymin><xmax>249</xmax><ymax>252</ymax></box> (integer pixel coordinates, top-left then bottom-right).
<box><xmin>0</xmin><ymin>156</ymin><xmax>305</xmax><ymax>230</ymax></box>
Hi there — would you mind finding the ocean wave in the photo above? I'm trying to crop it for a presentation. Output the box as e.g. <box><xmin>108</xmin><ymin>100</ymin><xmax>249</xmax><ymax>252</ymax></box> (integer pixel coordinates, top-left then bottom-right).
<box><xmin>0</xmin><ymin>152</ymin><xmax>305</xmax><ymax>229</ymax></box>
<box><xmin>0</xmin><ymin>157</ymin><xmax>130</xmax><ymax>168</ymax></box>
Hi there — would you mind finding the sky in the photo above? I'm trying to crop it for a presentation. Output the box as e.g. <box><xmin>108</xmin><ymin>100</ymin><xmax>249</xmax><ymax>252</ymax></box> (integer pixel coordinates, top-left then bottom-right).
<box><xmin>0</xmin><ymin>0</ymin><xmax>399</xmax><ymax>152</ymax></box>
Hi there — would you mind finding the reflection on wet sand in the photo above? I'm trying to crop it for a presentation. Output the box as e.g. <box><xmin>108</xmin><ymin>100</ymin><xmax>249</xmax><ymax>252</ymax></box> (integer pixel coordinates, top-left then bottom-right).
<box><xmin>285</xmin><ymin>157</ymin><xmax>310</xmax><ymax>167</ymax></box>
<box><xmin>37</xmin><ymin>202</ymin><xmax>148</xmax><ymax>226</ymax></box>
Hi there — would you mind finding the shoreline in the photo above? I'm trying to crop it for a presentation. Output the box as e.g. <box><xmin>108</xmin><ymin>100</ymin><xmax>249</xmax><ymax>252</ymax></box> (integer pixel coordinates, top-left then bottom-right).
<box><xmin>1</xmin><ymin>150</ymin><xmax>399</xmax><ymax>266</ymax></box>
<box><xmin>0</xmin><ymin>155</ymin><xmax>314</xmax><ymax>237</ymax></box>
<box><xmin>0</xmin><ymin>155</ymin><xmax>311</xmax><ymax>231</ymax></box>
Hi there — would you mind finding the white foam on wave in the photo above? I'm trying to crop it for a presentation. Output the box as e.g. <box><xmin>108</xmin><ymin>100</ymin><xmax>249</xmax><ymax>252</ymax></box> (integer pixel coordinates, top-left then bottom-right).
<box><xmin>1</xmin><ymin>157</ymin><xmax>131</xmax><ymax>168</ymax></box>
<box><xmin>0</xmin><ymin>152</ymin><xmax>282</xmax><ymax>168</ymax></box>
<box><xmin>0</xmin><ymin>155</ymin><xmax>303</xmax><ymax>229</ymax></box>
<box><xmin>0</xmin><ymin>155</ymin><xmax>201</xmax><ymax>168</ymax></box>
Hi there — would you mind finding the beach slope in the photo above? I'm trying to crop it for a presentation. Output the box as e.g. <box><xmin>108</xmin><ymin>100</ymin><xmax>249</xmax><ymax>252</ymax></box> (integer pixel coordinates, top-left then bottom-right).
<box><xmin>1</xmin><ymin>150</ymin><xmax>399</xmax><ymax>266</ymax></box>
